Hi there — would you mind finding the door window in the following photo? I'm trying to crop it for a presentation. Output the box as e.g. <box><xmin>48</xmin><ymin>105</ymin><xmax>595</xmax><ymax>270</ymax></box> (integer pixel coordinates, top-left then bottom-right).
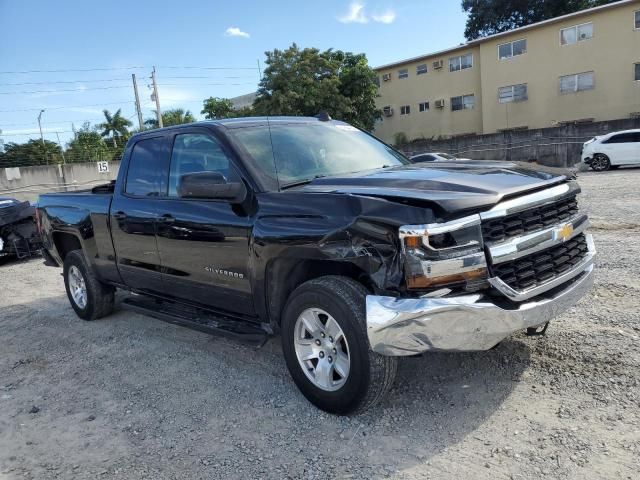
<box><xmin>125</xmin><ymin>137</ymin><xmax>170</xmax><ymax>196</ymax></box>
<box><xmin>168</xmin><ymin>133</ymin><xmax>239</xmax><ymax>197</ymax></box>
<box><xmin>604</xmin><ymin>133</ymin><xmax>635</xmax><ymax>144</ymax></box>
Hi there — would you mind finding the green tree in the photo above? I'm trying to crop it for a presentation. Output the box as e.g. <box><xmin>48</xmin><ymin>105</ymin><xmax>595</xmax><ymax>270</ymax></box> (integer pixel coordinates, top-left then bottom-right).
<box><xmin>252</xmin><ymin>43</ymin><xmax>381</xmax><ymax>131</ymax></box>
<box><xmin>201</xmin><ymin>97</ymin><xmax>235</xmax><ymax>119</ymax></box>
<box><xmin>0</xmin><ymin>139</ymin><xmax>63</xmax><ymax>168</ymax></box>
<box><xmin>98</xmin><ymin>109</ymin><xmax>132</xmax><ymax>148</ymax></box>
<box><xmin>462</xmin><ymin>0</ymin><xmax>620</xmax><ymax>40</ymax></box>
<box><xmin>65</xmin><ymin>122</ymin><xmax>111</xmax><ymax>163</ymax></box>
<box><xmin>145</xmin><ymin>108</ymin><xmax>196</xmax><ymax>128</ymax></box>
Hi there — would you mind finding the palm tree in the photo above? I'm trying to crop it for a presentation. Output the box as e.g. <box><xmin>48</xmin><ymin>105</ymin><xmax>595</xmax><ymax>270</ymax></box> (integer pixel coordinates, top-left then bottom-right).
<box><xmin>144</xmin><ymin>108</ymin><xmax>196</xmax><ymax>128</ymax></box>
<box><xmin>98</xmin><ymin>109</ymin><xmax>133</xmax><ymax>148</ymax></box>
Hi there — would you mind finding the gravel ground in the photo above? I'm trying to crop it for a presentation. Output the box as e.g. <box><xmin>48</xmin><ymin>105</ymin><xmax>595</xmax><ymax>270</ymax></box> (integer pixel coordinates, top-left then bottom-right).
<box><xmin>1</xmin><ymin>168</ymin><xmax>639</xmax><ymax>480</ymax></box>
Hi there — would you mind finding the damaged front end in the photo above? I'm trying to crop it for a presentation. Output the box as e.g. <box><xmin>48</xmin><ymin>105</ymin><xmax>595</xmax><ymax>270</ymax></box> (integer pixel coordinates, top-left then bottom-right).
<box><xmin>0</xmin><ymin>198</ymin><xmax>42</xmax><ymax>258</ymax></box>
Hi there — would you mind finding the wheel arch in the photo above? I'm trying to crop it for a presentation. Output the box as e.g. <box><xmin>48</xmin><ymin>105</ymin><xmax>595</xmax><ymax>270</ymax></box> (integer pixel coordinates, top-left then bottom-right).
<box><xmin>264</xmin><ymin>258</ymin><xmax>374</xmax><ymax>328</ymax></box>
<box><xmin>52</xmin><ymin>231</ymin><xmax>83</xmax><ymax>261</ymax></box>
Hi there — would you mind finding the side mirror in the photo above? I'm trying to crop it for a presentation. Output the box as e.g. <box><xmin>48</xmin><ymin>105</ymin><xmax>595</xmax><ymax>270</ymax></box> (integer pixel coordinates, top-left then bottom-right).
<box><xmin>178</xmin><ymin>171</ymin><xmax>247</xmax><ymax>202</ymax></box>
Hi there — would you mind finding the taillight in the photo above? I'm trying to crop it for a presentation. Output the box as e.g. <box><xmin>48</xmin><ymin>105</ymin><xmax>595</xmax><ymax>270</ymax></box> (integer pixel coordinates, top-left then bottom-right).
<box><xmin>35</xmin><ymin>207</ymin><xmax>42</xmax><ymax>234</ymax></box>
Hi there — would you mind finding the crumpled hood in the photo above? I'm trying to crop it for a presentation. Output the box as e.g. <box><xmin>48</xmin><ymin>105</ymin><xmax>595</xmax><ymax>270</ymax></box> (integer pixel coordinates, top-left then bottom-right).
<box><xmin>298</xmin><ymin>161</ymin><xmax>569</xmax><ymax>215</ymax></box>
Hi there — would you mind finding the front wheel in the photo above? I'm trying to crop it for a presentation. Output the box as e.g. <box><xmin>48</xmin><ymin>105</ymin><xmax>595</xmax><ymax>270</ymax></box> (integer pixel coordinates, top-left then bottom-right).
<box><xmin>63</xmin><ymin>250</ymin><xmax>115</xmax><ymax>320</ymax></box>
<box><xmin>590</xmin><ymin>154</ymin><xmax>610</xmax><ymax>172</ymax></box>
<box><xmin>281</xmin><ymin>276</ymin><xmax>397</xmax><ymax>415</ymax></box>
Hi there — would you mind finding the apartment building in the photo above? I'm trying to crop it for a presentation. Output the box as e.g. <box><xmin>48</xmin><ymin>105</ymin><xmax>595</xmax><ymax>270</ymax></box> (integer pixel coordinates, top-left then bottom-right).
<box><xmin>374</xmin><ymin>0</ymin><xmax>640</xmax><ymax>144</ymax></box>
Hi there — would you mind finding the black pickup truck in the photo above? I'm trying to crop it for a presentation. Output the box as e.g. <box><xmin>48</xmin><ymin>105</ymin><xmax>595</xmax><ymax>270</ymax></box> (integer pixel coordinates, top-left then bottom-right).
<box><xmin>38</xmin><ymin>117</ymin><xmax>595</xmax><ymax>414</ymax></box>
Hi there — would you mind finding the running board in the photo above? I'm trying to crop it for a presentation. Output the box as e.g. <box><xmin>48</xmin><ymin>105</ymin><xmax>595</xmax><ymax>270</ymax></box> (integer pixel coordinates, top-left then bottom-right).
<box><xmin>121</xmin><ymin>296</ymin><xmax>269</xmax><ymax>347</ymax></box>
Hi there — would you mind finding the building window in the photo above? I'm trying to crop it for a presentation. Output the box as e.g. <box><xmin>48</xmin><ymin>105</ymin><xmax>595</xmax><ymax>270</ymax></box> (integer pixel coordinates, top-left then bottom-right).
<box><xmin>374</xmin><ymin>76</ymin><xmax>380</xmax><ymax>87</ymax></box>
<box><xmin>635</xmin><ymin>63</ymin><xmax>640</xmax><ymax>81</ymax></box>
<box><xmin>451</xmin><ymin>94</ymin><xmax>475</xmax><ymax>111</ymax></box>
<box><xmin>498</xmin><ymin>39</ymin><xmax>527</xmax><ymax>59</ymax></box>
<box><xmin>449</xmin><ymin>53</ymin><xmax>473</xmax><ymax>72</ymax></box>
<box><xmin>400</xmin><ymin>105</ymin><xmax>411</xmax><ymax>115</ymax></box>
<box><xmin>498</xmin><ymin>84</ymin><xmax>528</xmax><ymax>103</ymax></box>
<box><xmin>419</xmin><ymin>101</ymin><xmax>429</xmax><ymax>112</ymax></box>
<box><xmin>635</xmin><ymin>10</ymin><xmax>640</xmax><ymax>29</ymax></box>
<box><xmin>416</xmin><ymin>64</ymin><xmax>428</xmax><ymax>75</ymax></box>
<box><xmin>560</xmin><ymin>22</ymin><xmax>593</xmax><ymax>45</ymax></box>
<box><xmin>398</xmin><ymin>68</ymin><xmax>408</xmax><ymax>79</ymax></box>
<box><xmin>560</xmin><ymin>71</ymin><xmax>594</xmax><ymax>93</ymax></box>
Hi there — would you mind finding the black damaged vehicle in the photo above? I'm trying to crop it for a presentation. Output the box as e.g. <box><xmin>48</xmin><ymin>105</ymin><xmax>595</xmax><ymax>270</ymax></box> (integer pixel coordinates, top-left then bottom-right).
<box><xmin>0</xmin><ymin>197</ymin><xmax>41</xmax><ymax>259</ymax></box>
<box><xmin>38</xmin><ymin>117</ymin><xmax>595</xmax><ymax>414</ymax></box>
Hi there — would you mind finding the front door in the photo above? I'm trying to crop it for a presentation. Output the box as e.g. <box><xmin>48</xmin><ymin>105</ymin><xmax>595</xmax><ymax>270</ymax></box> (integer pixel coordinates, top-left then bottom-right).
<box><xmin>155</xmin><ymin>130</ymin><xmax>254</xmax><ymax>316</ymax></box>
<box><xmin>110</xmin><ymin>135</ymin><xmax>170</xmax><ymax>293</ymax></box>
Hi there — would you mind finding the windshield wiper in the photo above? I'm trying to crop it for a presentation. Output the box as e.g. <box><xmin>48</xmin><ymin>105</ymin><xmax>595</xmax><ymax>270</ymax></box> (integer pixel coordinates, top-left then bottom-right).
<box><xmin>281</xmin><ymin>174</ymin><xmax>327</xmax><ymax>190</ymax></box>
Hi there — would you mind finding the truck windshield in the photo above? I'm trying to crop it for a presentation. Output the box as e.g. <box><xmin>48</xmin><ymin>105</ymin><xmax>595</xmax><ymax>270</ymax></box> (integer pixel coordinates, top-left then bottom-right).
<box><xmin>229</xmin><ymin>122</ymin><xmax>409</xmax><ymax>189</ymax></box>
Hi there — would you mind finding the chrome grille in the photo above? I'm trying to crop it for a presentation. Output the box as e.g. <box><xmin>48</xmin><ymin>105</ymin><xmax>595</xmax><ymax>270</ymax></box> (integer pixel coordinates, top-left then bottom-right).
<box><xmin>491</xmin><ymin>234</ymin><xmax>589</xmax><ymax>291</ymax></box>
<box><xmin>482</xmin><ymin>194</ymin><xmax>579</xmax><ymax>243</ymax></box>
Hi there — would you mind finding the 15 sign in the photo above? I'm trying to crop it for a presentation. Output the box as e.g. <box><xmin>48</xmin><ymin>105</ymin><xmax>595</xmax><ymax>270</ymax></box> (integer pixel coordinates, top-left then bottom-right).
<box><xmin>97</xmin><ymin>161</ymin><xmax>109</xmax><ymax>173</ymax></box>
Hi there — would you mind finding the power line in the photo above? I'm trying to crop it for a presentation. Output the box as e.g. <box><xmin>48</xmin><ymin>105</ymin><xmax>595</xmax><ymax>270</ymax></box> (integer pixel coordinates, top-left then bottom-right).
<box><xmin>0</xmin><ymin>85</ymin><xmax>132</xmax><ymax>95</ymax></box>
<box><xmin>0</xmin><ymin>75</ymin><xmax>258</xmax><ymax>87</ymax></box>
<box><xmin>0</xmin><ymin>117</ymin><xmax>106</xmax><ymax>128</ymax></box>
<box><xmin>0</xmin><ymin>77</ymin><xmax>132</xmax><ymax>86</ymax></box>
<box><xmin>0</xmin><ymin>66</ymin><xmax>148</xmax><ymax>74</ymax></box>
<box><xmin>0</xmin><ymin>81</ymin><xmax>258</xmax><ymax>95</ymax></box>
<box><xmin>0</xmin><ymin>100</ymin><xmax>134</xmax><ymax>113</ymax></box>
<box><xmin>0</xmin><ymin>65</ymin><xmax>260</xmax><ymax>75</ymax></box>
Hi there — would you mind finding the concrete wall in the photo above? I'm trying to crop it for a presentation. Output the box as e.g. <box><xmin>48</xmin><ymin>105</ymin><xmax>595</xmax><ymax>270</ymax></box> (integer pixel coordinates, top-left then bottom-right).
<box><xmin>0</xmin><ymin>161</ymin><xmax>120</xmax><ymax>203</ymax></box>
<box><xmin>373</xmin><ymin>0</ymin><xmax>640</xmax><ymax>144</ymax></box>
<box><xmin>399</xmin><ymin>117</ymin><xmax>640</xmax><ymax>168</ymax></box>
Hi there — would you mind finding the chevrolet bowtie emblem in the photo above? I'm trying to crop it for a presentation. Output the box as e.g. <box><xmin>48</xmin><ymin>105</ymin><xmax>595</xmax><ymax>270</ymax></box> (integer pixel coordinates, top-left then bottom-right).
<box><xmin>555</xmin><ymin>223</ymin><xmax>574</xmax><ymax>242</ymax></box>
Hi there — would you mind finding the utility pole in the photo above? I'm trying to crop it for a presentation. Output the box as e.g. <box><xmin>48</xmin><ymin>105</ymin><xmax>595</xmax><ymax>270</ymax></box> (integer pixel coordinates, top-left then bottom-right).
<box><xmin>37</xmin><ymin>109</ymin><xmax>48</xmax><ymax>165</ymax></box>
<box><xmin>151</xmin><ymin>67</ymin><xmax>163</xmax><ymax>128</ymax></box>
<box><xmin>132</xmin><ymin>73</ymin><xmax>145</xmax><ymax>130</ymax></box>
<box><xmin>55</xmin><ymin>132</ymin><xmax>66</xmax><ymax>164</ymax></box>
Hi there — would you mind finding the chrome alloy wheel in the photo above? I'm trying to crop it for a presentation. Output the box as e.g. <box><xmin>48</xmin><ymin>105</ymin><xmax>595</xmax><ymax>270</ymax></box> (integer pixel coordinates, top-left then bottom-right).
<box><xmin>591</xmin><ymin>154</ymin><xmax>609</xmax><ymax>171</ymax></box>
<box><xmin>68</xmin><ymin>265</ymin><xmax>88</xmax><ymax>309</ymax></box>
<box><xmin>294</xmin><ymin>308</ymin><xmax>351</xmax><ymax>392</ymax></box>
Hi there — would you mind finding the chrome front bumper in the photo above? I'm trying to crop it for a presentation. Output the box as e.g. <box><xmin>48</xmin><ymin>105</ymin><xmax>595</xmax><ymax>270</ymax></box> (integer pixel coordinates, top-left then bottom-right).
<box><xmin>366</xmin><ymin>235</ymin><xmax>595</xmax><ymax>355</ymax></box>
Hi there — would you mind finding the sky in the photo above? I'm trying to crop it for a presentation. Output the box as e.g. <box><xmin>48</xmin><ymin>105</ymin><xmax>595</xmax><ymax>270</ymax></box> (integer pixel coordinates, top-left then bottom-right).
<box><xmin>0</xmin><ymin>0</ymin><xmax>468</xmax><ymax>146</ymax></box>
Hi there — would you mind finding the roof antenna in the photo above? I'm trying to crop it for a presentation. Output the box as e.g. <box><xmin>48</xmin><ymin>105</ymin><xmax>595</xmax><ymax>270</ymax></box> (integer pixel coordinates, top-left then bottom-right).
<box><xmin>315</xmin><ymin>111</ymin><xmax>332</xmax><ymax>122</ymax></box>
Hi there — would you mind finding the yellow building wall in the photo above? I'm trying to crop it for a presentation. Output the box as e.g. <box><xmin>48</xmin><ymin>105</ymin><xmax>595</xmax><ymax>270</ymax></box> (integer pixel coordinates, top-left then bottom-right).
<box><xmin>374</xmin><ymin>46</ymin><xmax>483</xmax><ymax>143</ymax></box>
<box><xmin>373</xmin><ymin>1</ymin><xmax>640</xmax><ymax>142</ymax></box>
<box><xmin>480</xmin><ymin>1</ymin><xmax>640</xmax><ymax>133</ymax></box>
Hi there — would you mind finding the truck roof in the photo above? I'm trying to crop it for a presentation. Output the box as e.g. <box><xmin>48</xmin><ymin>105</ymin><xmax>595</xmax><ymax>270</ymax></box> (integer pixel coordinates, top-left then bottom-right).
<box><xmin>130</xmin><ymin>116</ymin><xmax>339</xmax><ymax>139</ymax></box>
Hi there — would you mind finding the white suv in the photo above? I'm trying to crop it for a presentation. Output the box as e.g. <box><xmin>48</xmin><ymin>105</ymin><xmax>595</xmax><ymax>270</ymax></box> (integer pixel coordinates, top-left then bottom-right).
<box><xmin>582</xmin><ymin>129</ymin><xmax>640</xmax><ymax>172</ymax></box>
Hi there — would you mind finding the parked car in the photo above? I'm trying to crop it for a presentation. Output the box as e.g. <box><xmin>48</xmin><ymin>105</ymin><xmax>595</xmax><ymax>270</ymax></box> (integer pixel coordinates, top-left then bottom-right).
<box><xmin>581</xmin><ymin>129</ymin><xmax>640</xmax><ymax>171</ymax></box>
<box><xmin>0</xmin><ymin>197</ymin><xmax>41</xmax><ymax>258</ymax></box>
<box><xmin>410</xmin><ymin>152</ymin><xmax>469</xmax><ymax>163</ymax></box>
<box><xmin>38</xmin><ymin>117</ymin><xmax>595</xmax><ymax>414</ymax></box>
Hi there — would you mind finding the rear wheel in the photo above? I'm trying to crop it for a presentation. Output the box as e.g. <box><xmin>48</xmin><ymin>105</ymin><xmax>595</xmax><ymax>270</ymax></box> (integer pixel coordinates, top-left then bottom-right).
<box><xmin>63</xmin><ymin>250</ymin><xmax>115</xmax><ymax>320</ymax></box>
<box><xmin>590</xmin><ymin>154</ymin><xmax>610</xmax><ymax>172</ymax></box>
<box><xmin>281</xmin><ymin>276</ymin><xmax>397</xmax><ymax>415</ymax></box>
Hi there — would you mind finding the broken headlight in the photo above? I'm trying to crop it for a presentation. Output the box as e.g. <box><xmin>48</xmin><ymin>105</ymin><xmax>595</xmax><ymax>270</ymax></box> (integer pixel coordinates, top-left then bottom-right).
<box><xmin>399</xmin><ymin>214</ymin><xmax>488</xmax><ymax>290</ymax></box>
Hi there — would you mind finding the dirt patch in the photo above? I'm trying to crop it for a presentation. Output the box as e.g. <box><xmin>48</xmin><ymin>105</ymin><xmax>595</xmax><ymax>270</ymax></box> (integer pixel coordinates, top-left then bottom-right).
<box><xmin>1</xmin><ymin>169</ymin><xmax>639</xmax><ymax>479</ymax></box>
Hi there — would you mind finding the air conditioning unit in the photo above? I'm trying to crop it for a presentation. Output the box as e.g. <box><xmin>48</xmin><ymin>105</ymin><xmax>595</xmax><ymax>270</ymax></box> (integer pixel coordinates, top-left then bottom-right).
<box><xmin>434</xmin><ymin>99</ymin><xmax>445</xmax><ymax>109</ymax></box>
<box><xmin>433</xmin><ymin>60</ymin><xmax>444</xmax><ymax>70</ymax></box>
<box><xmin>383</xmin><ymin>106</ymin><xmax>394</xmax><ymax>117</ymax></box>
<box><xmin>382</xmin><ymin>73</ymin><xmax>392</xmax><ymax>82</ymax></box>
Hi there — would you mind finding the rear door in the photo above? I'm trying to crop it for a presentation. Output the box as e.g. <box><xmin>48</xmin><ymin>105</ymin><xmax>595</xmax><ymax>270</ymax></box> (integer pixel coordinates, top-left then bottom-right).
<box><xmin>154</xmin><ymin>128</ymin><xmax>254</xmax><ymax>315</ymax></box>
<box><xmin>110</xmin><ymin>135</ymin><xmax>170</xmax><ymax>293</ymax></box>
<box><xmin>602</xmin><ymin>133</ymin><xmax>635</xmax><ymax>164</ymax></box>
<box><xmin>630</xmin><ymin>132</ymin><xmax>640</xmax><ymax>164</ymax></box>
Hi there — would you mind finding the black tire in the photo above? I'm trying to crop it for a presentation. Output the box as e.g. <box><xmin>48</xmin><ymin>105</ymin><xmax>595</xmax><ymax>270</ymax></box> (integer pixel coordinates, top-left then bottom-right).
<box><xmin>63</xmin><ymin>250</ymin><xmax>115</xmax><ymax>321</ymax></box>
<box><xmin>281</xmin><ymin>275</ymin><xmax>397</xmax><ymax>415</ymax></box>
<box><xmin>590</xmin><ymin>154</ymin><xmax>610</xmax><ymax>172</ymax></box>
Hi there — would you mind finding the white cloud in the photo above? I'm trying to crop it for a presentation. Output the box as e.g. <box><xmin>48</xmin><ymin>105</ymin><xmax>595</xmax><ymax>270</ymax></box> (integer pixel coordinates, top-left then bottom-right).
<box><xmin>224</xmin><ymin>27</ymin><xmax>250</xmax><ymax>38</ymax></box>
<box><xmin>338</xmin><ymin>3</ymin><xmax>396</xmax><ymax>24</ymax></box>
<box><xmin>372</xmin><ymin>9</ymin><xmax>396</xmax><ymax>24</ymax></box>
<box><xmin>338</xmin><ymin>2</ymin><xmax>368</xmax><ymax>23</ymax></box>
